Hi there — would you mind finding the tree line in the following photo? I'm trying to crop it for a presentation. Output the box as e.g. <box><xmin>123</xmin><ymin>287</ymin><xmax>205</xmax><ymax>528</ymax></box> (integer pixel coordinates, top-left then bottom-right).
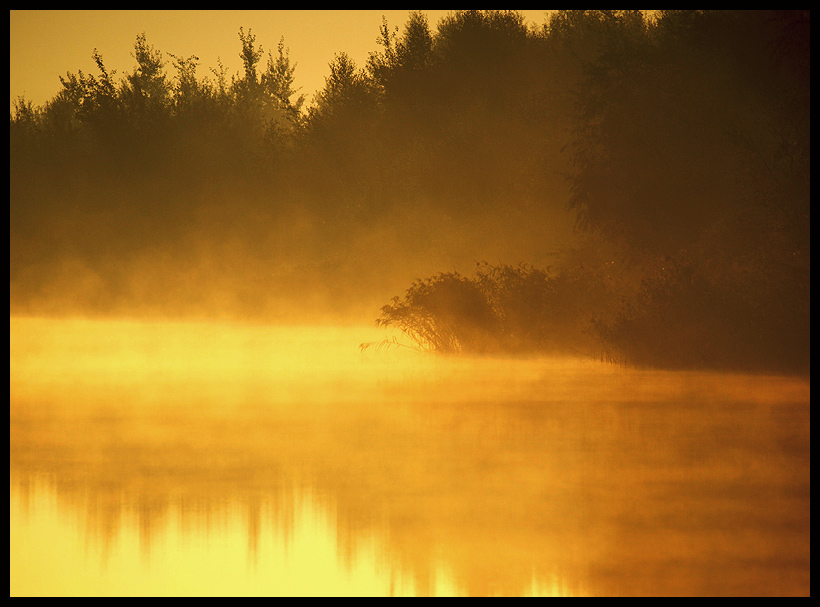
<box><xmin>10</xmin><ymin>10</ymin><xmax>810</xmax><ymax>373</ymax></box>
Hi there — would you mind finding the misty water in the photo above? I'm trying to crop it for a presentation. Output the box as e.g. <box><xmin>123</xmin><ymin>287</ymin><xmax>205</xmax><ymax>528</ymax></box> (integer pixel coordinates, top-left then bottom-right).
<box><xmin>10</xmin><ymin>316</ymin><xmax>810</xmax><ymax>596</ymax></box>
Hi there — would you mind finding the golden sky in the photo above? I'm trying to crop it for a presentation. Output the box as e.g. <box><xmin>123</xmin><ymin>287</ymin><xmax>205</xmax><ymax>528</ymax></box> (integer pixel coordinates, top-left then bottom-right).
<box><xmin>10</xmin><ymin>10</ymin><xmax>553</xmax><ymax>110</ymax></box>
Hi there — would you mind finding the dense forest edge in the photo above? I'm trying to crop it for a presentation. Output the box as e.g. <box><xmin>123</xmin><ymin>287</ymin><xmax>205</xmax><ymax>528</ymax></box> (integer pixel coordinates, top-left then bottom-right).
<box><xmin>10</xmin><ymin>10</ymin><xmax>810</xmax><ymax>374</ymax></box>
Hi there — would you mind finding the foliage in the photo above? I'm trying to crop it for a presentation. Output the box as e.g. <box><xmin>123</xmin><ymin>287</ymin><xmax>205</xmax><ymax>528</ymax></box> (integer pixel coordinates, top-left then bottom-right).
<box><xmin>561</xmin><ymin>9</ymin><xmax>810</xmax><ymax>371</ymax></box>
<box><xmin>376</xmin><ymin>270</ymin><xmax>500</xmax><ymax>354</ymax></box>
<box><xmin>9</xmin><ymin>11</ymin><xmax>810</xmax><ymax>373</ymax></box>
<box><xmin>568</xmin><ymin>10</ymin><xmax>809</xmax><ymax>260</ymax></box>
<box><xmin>376</xmin><ymin>262</ymin><xmax>613</xmax><ymax>357</ymax></box>
<box><xmin>594</xmin><ymin>255</ymin><xmax>810</xmax><ymax>373</ymax></box>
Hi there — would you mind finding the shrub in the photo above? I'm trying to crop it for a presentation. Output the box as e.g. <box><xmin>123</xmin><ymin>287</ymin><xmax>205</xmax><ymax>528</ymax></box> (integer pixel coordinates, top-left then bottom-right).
<box><xmin>593</xmin><ymin>257</ymin><xmax>810</xmax><ymax>373</ymax></box>
<box><xmin>374</xmin><ymin>262</ymin><xmax>613</xmax><ymax>356</ymax></box>
<box><xmin>376</xmin><ymin>271</ymin><xmax>501</xmax><ymax>353</ymax></box>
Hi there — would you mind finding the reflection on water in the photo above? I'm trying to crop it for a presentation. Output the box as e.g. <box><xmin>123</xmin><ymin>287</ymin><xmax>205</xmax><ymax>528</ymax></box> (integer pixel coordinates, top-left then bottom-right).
<box><xmin>10</xmin><ymin>317</ymin><xmax>810</xmax><ymax>596</ymax></box>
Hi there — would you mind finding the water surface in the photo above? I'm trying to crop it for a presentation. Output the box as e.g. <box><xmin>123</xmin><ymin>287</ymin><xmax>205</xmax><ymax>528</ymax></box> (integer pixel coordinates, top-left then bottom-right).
<box><xmin>10</xmin><ymin>316</ymin><xmax>810</xmax><ymax>596</ymax></box>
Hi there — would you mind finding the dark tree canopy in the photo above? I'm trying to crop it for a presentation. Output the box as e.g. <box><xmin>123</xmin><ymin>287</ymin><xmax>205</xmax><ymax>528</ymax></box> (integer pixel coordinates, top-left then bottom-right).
<box><xmin>10</xmin><ymin>10</ymin><xmax>810</xmax><ymax>373</ymax></box>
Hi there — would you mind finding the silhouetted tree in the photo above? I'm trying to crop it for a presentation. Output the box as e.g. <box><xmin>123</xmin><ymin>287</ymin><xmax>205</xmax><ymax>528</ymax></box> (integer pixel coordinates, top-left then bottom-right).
<box><xmin>566</xmin><ymin>10</ymin><xmax>810</xmax><ymax>371</ymax></box>
<box><xmin>235</xmin><ymin>27</ymin><xmax>264</xmax><ymax>103</ymax></box>
<box><xmin>262</xmin><ymin>37</ymin><xmax>306</xmax><ymax>122</ymax></box>
<box><xmin>301</xmin><ymin>52</ymin><xmax>383</xmax><ymax>219</ymax></box>
<box><xmin>10</xmin><ymin>11</ymin><xmax>808</xmax><ymax>373</ymax></box>
<box><xmin>369</xmin><ymin>11</ymin><xmax>434</xmax><ymax>90</ymax></box>
<box><xmin>120</xmin><ymin>33</ymin><xmax>172</xmax><ymax>127</ymax></box>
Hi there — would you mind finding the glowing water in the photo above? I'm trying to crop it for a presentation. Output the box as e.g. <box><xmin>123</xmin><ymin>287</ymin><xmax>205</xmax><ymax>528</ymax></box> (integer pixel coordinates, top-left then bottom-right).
<box><xmin>10</xmin><ymin>317</ymin><xmax>810</xmax><ymax>596</ymax></box>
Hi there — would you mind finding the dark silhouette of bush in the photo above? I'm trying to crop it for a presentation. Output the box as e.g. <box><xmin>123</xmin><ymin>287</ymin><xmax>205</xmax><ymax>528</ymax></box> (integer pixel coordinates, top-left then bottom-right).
<box><xmin>376</xmin><ymin>271</ymin><xmax>501</xmax><ymax>354</ymax></box>
<box><xmin>594</xmin><ymin>256</ymin><xmax>810</xmax><ymax>373</ymax></box>
<box><xmin>376</xmin><ymin>248</ymin><xmax>808</xmax><ymax>373</ymax></box>
<box><xmin>375</xmin><ymin>262</ymin><xmax>614</xmax><ymax>357</ymax></box>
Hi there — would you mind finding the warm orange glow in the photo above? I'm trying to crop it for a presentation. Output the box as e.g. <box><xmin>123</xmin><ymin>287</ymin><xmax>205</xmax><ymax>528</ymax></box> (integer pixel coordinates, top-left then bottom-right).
<box><xmin>10</xmin><ymin>480</ymin><xmax>444</xmax><ymax>597</ymax></box>
<box><xmin>10</xmin><ymin>10</ymin><xmax>552</xmax><ymax>111</ymax></box>
<box><xmin>10</xmin><ymin>8</ymin><xmax>810</xmax><ymax>597</ymax></box>
<box><xmin>10</xmin><ymin>316</ymin><xmax>810</xmax><ymax>596</ymax></box>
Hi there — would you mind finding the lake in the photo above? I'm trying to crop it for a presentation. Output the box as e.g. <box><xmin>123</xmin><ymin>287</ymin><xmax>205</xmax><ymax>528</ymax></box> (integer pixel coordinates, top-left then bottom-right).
<box><xmin>9</xmin><ymin>316</ymin><xmax>810</xmax><ymax>596</ymax></box>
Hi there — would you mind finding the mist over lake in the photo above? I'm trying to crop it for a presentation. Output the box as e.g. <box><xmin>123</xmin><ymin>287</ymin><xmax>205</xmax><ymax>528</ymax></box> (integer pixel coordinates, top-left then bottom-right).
<box><xmin>10</xmin><ymin>10</ymin><xmax>810</xmax><ymax>597</ymax></box>
<box><xmin>10</xmin><ymin>317</ymin><xmax>810</xmax><ymax>596</ymax></box>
